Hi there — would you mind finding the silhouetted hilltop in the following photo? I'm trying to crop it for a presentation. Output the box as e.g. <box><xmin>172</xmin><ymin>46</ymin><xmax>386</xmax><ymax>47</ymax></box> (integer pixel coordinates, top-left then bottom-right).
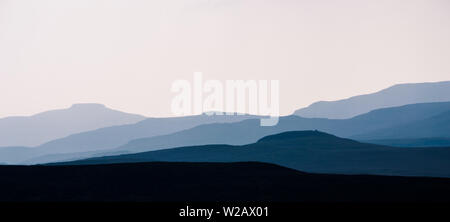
<box><xmin>257</xmin><ymin>130</ymin><xmax>338</xmax><ymax>143</ymax></box>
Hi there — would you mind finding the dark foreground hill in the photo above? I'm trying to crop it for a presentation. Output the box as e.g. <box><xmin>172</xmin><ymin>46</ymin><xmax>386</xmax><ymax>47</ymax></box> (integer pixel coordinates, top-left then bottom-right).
<box><xmin>60</xmin><ymin>131</ymin><xmax>450</xmax><ymax>178</ymax></box>
<box><xmin>2</xmin><ymin>162</ymin><xmax>450</xmax><ymax>202</ymax></box>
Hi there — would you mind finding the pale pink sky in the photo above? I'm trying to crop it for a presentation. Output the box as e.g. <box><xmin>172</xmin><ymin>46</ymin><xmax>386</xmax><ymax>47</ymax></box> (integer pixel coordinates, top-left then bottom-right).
<box><xmin>0</xmin><ymin>0</ymin><xmax>449</xmax><ymax>117</ymax></box>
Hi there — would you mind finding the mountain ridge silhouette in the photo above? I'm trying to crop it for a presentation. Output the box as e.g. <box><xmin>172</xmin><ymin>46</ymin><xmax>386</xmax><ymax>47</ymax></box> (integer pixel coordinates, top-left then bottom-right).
<box><xmin>294</xmin><ymin>81</ymin><xmax>450</xmax><ymax>119</ymax></box>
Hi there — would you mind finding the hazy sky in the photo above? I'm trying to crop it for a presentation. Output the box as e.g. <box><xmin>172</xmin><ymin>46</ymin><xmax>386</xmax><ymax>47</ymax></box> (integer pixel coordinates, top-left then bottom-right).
<box><xmin>1</xmin><ymin>0</ymin><xmax>449</xmax><ymax>118</ymax></box>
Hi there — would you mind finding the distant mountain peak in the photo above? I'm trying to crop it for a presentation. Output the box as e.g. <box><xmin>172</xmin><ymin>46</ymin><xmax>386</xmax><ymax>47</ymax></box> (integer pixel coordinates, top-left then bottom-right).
<box><xmin>0</xmin><ymin>103</ymin><xmax>146</xmax><ymax>148</ymax></box>
<box><xmin>70</xmin><ymin>103</ymin><xmax>107</xmax><ymax>109</ymax></box>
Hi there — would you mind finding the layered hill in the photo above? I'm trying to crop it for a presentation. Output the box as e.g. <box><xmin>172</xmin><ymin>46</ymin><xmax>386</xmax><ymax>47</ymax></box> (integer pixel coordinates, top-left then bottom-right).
<box><xmin>36</xmin><ymin>113</ymin><xmax>256</xmax><ymax>154</ymax></box>
<box><xmin>23</xmin><ymin>101</ymin><xmax>450</xmax><ymax>165</ymax></box>
<box><xmin>113</xmin><ymin>102</ymin><xmax>450</xmax><ymax>155</ymax></box>
<box><xmin>353</xmin><ymin>110</ymin><xmax>450</xmax><ymax>140</ymax></box>
<box><xmin>58</xmin><ymin>131</ymin><xmax>450</xmax><ymax>178</ymax></box>
<box><xmin>0</xmin><ymin>113</ymin><xmax>257</xmax><ymax>164</ymax></box>
<box><xmin>4</xmin><ymin>101</ymin><xmax>450</xmax><ymax>165</ymax></box>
